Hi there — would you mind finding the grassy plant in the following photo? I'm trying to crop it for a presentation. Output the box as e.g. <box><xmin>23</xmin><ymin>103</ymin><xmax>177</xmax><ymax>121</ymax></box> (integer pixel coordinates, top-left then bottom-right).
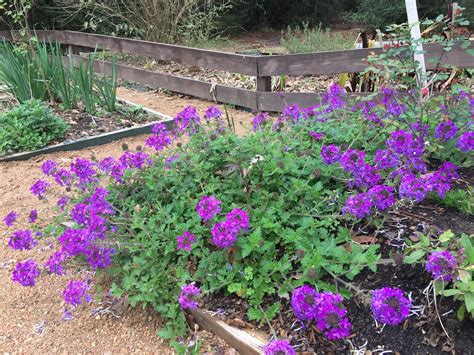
<box><xmin>0</xmin><ymin>41</ymin><xmax>48</xmax><ymax>102</ymax></box>
<box><xmin>281</xmin><ymin>24</ymin><xmax>356</xmax><ymax>54</ymax></box>
<box><xmin>74</xmin><ymin>54</ymin><xmax>97</xmax><ymax>114</ymax></box>
<box><xmin>96</xmin><ymin>55</ymin><xmax>117</xmax><ymax>112</ymax></box>
<box><xmin>431</xmin><ymin>188</ymin><xmax>474</xmax><ymax>215</ymax></box>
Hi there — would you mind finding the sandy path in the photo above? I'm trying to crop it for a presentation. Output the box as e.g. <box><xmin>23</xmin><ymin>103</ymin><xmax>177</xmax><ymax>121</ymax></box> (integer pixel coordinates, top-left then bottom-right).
<box><xmin>0</xmin><ymin>91</ymin><xmax>254</xmax><ymax>353</ymax></box>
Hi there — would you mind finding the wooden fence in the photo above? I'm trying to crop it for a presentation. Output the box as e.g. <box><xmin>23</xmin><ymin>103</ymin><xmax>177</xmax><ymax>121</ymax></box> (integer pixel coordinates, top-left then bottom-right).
<box><xmin>0</xmin><ymin>30</ymin><xmax>473</xmax><ymax>112</ymax></box>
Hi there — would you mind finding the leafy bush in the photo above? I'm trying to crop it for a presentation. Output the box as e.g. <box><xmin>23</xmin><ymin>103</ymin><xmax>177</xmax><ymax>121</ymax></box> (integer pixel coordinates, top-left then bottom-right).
<box><xmin>4</xmin><ymin>80</ymin><xmax>473</xmax><ymax>345</ymax></box>
<box><xmin>281</xmin><ymin>23</ymin><xmax>356</xmax><ymax>53</ymax></box>
<box><xmin>0</xmin><ymin>99</ymin><xmax>68</xmax><ymax>154</ymax></box>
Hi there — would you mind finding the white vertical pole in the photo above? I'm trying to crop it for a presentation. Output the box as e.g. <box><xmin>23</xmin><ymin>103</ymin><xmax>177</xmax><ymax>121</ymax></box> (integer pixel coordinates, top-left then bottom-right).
<box><xmin>405</xmin><ymin>0</ymin><xmax>427</xmax><ymax>86</ymax></box>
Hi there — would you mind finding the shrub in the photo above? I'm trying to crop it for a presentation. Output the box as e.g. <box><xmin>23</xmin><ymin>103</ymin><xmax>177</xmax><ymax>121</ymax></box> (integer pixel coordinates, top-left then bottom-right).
<box><xmin>0</xmin><ymin>99</ymin><xmax>68</xmax><ymax>155</ymax></box>
<box><xmin>4</xmin><ymin>81</ymin><xmax>473</xmax><ymax>344</ymax></box>
<box><xmin>281</xmin><ymin>23</ymin><xmax>356</xmax><ymax>53</ymax></box>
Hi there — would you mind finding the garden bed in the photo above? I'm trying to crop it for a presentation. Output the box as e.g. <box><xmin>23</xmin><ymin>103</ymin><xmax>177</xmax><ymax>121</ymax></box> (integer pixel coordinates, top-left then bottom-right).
<box><xmin>0</xmin><ymin>99</ymin><xmax>173</xmax><ymax>162</ymax></box>
<box><xmin>201</xmin><ymin>192</ymin><xmax>474</xmax><ymax>353</ymax></box>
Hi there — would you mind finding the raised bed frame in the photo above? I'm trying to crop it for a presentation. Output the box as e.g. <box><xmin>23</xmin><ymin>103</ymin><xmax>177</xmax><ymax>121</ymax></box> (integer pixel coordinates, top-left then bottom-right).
<box><xmin>1</xmin><ymin>30</ymin><xmax>473</xmax><ymax>112</ymax></box>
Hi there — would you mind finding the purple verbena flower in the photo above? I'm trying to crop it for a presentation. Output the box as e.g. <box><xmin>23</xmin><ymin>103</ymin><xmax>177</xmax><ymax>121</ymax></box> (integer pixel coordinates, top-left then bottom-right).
<box><xmin>41</xmin><ymin>160</ymin><xmax>57</xmax><ymax>176</ymax></box>
<box><xmin>321</xmin><ymin>145</ymin><xmax>341</xmax><ymax>165</ymax></box>
<box><xmin>53</xmin><ymin>168</ymin><xmax>73</xmax><ymax>187</ymax></box>
<box><xmin>371</xmin><ymin>287</ymin><xmax>411</xmax><ymax>325</ymax></box>
<box><xmin>399</xmin><ymin>174</ymin><xmax>427</xmax><ymax>202</ymax></box>
<box><xmin>350</xmin><ymin>163</ymin><xmax>382</xmax><ymax>190</ymax></box>
<box><xmin>45</xmin><ymin>251</ymin><xmax>68</xmax><ymax>275</ymax></box>
<box><xmin>263</xmin><ymin>339</ymin><xmax>295</xmax><ymax>355</ymax></box>
<box><xmin>426</xmin><ymin>250</ymin><xmax>456</xmax><ymax>282</ymax></box>
<box><xmin>178</xmin><ymin>283</ymin><xmax>201</xmax><ymax>310</ymax></box>
<box><xmin>174</xmin><ymin>106</ymin><xmax>201</xmax><ymax>135</ymax></box>
<box><xmin>386</xmin><ymin>130</ymin><xmax>414</xmax><ymax>155</ymax></box>
<box><xmin>314</xmin><ymin>292</ymin><xmax>351</xmax><ymax>340</ymax></box>
<box><xmin>30</xmin><ymin>179</ymin><xmax>50</xmax><ymax>198</ymax></box>
<box><xmin>340</xmin><ymin>149</ymin><xmax>365</xmax><ymax>172</ymax></box>
<box><xmin>291</xmin><ymin>284</ymin><xmax>319</xmax><ymax>321</ymax></box>
<box><xmin>165</xmin><ymin>154</ymin><xmax>180</xmax><ymax>170</ymax></box>
<box><xmin>85</xmin><ymin>245</ymin><xmax>115</xmax><ymax>269</ymax></box>
<box><xmin>58</xmin><ymin>228</ymin><xmax>90</xmax><ymax>256</ymax></box>
<box><xmin>368</xmin><ymin>185</ymin><xmax>396</xmax><ymax>211</ymax></box>
<box><xmin>63</xmin><ymin>280</ymin><xmax>92</xmax><ymax>306</ymax></box>
<box><xmin>457</xmin><ymin>132</ymin><xmax>474</xmax><ymax>152</ymax></box>
<box><xmin>204</xmin><ymin>106</ymin><xmax>222</xmax><ymax>120</ymax></box>
<box><xmin>12</xmin><ymin>259</ymin><xmax>40</xmax><ymax>287</ymax></box>
<box><xmin>176</xmin><ymin>231</ymin><xmax>196</xmax><ymax>251</ymax></box>
<box><xmin>374</xmin><ymin>149</ymin><xmax>400</xmax><ymax>170</ymax></box>
<box><xmin>196</xmin><ymin>195</ymin><xmax>221</xmax><ymax>222</ymax></box>
<box><xmin>322</xmin><ymin>83</ymin><xmax>346</xmax><ymax>111</ymax></box>
<box><xmin>211</xmin><ymin>220</ymin><xmax>239</xmax><ymax>248</ymax></box>
<box><xmin>435</xmin><ymin>120</ymin><xmax>458</xmax><ymax>141</ymax></box>
<box><xmin>343</xmin><ymin>193</ymin><xmax>373</xmax><ymax>219</ymax></box>
<box><xmin>309</xmin><ymin>131</ymin><xmax>325</xmax><ymax>140</ymax></box>
<box><xmin>3</xmin><ymin>211</ymin><xmax>18</xmax><ymax>227</ymax></box>
<box><xmin>252</xmin><ymin>112</ymin><xmax>269</xmax><ymax>131</ymax></box>
<box><xmin>8</xmin><ymin>230</ymin><xmax>38</xmax><ymax>250</ymax></box>
<box><xmin>29</xmin><ymin>209</ymin><xmax>38</xmax><ymax>223</ymax></box>
<box><xmin>225</xmin><ymin>208</ymin><xmax>250</xmax><ymax>231</ymax></box>
<box><xmin>70</xmin><ymin>158</ymin><xmax>96</xmax><ymax>183</ymax></box>
<box><xmin>57</xmin><ymin>196</ymin><xmax>69</xmax><ymax>210</ymax></box>
<box><xmin>119</xmin><ymin>151</ymin><xmax>150</xmax><ymax>170</ymax></box>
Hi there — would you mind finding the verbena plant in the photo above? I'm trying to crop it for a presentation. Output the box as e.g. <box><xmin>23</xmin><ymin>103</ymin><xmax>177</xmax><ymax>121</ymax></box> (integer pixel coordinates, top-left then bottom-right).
<box><xmin>281</xmin><ymin>23</ymin><xmax>356</xmax><ymax>54</ymax></box>
<box><xmin>4</xmin><ymin>82</ymin><xmax>472</xmax><ymax>344</ymax></box>
<box><xmin>0</xmin><ymin>99</ymin><xmax>68</xmax><ymax>155</ymax></box>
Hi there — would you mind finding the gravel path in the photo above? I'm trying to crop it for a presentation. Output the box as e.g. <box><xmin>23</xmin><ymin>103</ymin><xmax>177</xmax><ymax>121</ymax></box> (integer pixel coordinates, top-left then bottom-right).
<box><xmin>0</xmin><ymin>92</ymin><xmax>252</xmax><ymax>353</ymax></box>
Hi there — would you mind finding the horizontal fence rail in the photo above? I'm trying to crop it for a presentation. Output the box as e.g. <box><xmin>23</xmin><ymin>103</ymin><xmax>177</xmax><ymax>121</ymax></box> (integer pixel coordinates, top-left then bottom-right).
<box><xmin>0</xmin><ymin>30</ymin><xmax>473</xmax><ymax>112</ymax></box>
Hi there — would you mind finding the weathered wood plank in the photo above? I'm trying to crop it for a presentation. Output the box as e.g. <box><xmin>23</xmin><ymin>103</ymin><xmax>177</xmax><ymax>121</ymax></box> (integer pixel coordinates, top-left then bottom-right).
<box><xmin>0</xmin><ymin>30</ymin><xmax>259</xmax><ymax>76</ymax></box>
<box><xmin>188</xmin><ymin>309</ymin><xmax>265</xmax><ymax>355</ymax></box>
<box><xmin>69</xmin><ymin>55</ymin><xmax>259</xmax><ymax>110</ymax></box>
<box><xmin>256</xmin><ymin>42</ymin><xmax>474</xmax><ymax>76</ymax></box>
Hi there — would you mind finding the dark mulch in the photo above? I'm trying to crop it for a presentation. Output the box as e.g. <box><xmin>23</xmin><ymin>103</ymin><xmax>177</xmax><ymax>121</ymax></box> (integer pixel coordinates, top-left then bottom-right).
<box><xmin>203</xmin><ymin>188</ymin><xmax>474</xmax><ymax>354</ymax></box>
<box><xmin>50</xmin><ymin>104</ymin><xmax>156</xmax><ymax>144</ymax></box>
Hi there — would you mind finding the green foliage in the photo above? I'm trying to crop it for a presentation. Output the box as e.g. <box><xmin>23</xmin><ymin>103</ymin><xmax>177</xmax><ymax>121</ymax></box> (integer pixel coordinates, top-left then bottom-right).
<box><xmin>96</xmin><ymin>55</ymin><xmax>117</xmax><ymax>112</ymax></box>
<box><xmin>404</xmin><ymin>231</ymin><xmax>474</xmax><ymax>320</ymax></box>
<box><xmin>74</xmin><ymin>55</ymin><xmax>97</xmax><ymax>114</ymax></box>
<box><xmin>431</xmin><ymin>188</ymin><xmax>474</xmax><ymax>215</ymax></box>
<box><xmin>0</xmin><ymin>99</ymin><xmax>68</xmax><ymax>155</ymax></box>
<box><xmin>101</xmin><ymin>114</ymin><xmax>390</xmax><ymax>336</ymax></box>
<box><xmin>281</xmin><ymin>23</ymin><xmax>356</xmax><ymax>53</ymax></box>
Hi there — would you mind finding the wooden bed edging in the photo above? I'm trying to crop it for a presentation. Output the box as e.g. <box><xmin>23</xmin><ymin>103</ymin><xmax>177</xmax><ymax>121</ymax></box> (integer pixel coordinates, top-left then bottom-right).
<box><xmin>0</xmin><ymin>101</ymin><xmax>173</xmax><ymax>162</ymax></box>
<box><xmin>188</xmin><ymin>309</ymin><xmax>266</xmax><ymax>354</ymax></box>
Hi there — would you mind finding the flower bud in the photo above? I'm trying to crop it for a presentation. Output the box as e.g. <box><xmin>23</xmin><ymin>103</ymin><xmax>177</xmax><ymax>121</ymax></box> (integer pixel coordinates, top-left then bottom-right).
<box><xmin>136</xmin><ymin>145</ymin><xmax>142</xmax><ymax>151</ymax></box>
<box><xmin>177</xmin><ymin>142</ymin><xmax>183</xmax><ymax>148</ymax></box>
<box><xmin>307</xmin><ymin>267</ymin><xmax>317</xmax><ymax>280</ymax></box>
<box><xmin>121</xmin><ymin>143</ymin><xmax>129</xmax><ymax>151</ymax></box>
<box><xmin>277</xmin><ymin>161</ymin><xmax>285</xmax><ymax>169</ymax></box>
<box><xmin>295</xmin><ymin>249</ymin><xmax>305</xmax><ymax>258</ymax></box>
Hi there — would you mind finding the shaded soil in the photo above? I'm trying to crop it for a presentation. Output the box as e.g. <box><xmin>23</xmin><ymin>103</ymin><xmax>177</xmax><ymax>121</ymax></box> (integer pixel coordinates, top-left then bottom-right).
<box><xmin>203</xmin><ymin>172</ymin><xmax>474</xmax><ymax>354</ymax></box>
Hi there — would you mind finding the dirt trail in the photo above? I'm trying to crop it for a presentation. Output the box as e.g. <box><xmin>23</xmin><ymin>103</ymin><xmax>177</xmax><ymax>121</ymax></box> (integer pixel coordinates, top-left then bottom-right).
<box><xmin>0</xmin><ymin>90</ymin><xmax>254</xmax><ymax>353</ymax></box>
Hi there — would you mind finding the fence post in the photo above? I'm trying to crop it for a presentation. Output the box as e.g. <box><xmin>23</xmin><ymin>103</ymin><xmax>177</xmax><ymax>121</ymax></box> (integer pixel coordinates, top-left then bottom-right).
<box><xmin>256</xmin><ymin>76</ymin><xmax>272</xmax><ymax>92</ymax></box>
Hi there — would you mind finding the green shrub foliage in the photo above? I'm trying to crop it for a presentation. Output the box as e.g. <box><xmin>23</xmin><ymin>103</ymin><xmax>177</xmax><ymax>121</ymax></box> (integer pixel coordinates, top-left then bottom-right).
<box><xmin>0</xmin><ymin>99</ymin><xmax>68</xmax><ymax>154</ymax></box>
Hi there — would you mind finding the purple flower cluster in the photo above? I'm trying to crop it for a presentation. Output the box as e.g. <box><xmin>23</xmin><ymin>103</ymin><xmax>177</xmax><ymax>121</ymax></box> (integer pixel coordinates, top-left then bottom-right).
<box><xmin>435</xmin><ymin>120</ymin><xmax>458</xmax><ymax>141</ymax></box>
<box><xmin>119</xmin><ymin>151</ymin><xmax>150</xmax><ymax>170</ymax></box>
<box><xmin>457</xmin><ymin>131</ymin><xmax>473</xmax><ymax>152</ymax></box>
<box><xmin>3</xmin><ymin>211</ymin><xmax>18</xmax><ymax>227</ymax></box>
<box><xmin>12</xmin><ymin>259</ymin><xmax>40</xmax><ymax>287</ymax></box>
<box><xmin>426</xmin><ymin>250</ymin><xmax>457</xmax><ymax>282</ymax></box>
<box><xmin>204</xmin><ymin>106</ymin><xmax>222</xmax><ymax>120</ymax></box>
<box><xmin>196</xmin><ymin>195</ymin><xmax>221</xmax><ymax>222</ymax></box>
<box><xmin>381</xmin><ymin>87</ymin><xmax>406</xmax><ymax>117</ymax></box>
<box><xmin>63</xmin><ymin>280</ymin><xmax>92</xmax><ymax>306</ymax></box>
<box><xmin>178</xmin><ymin>283</ymin><xmax>201</xmax><ymax>310</ymax></box>
<box><xmin>309</xmin><ymin>131</ymin><xmax>324</xmax><ymax>140</ymax></box>
<box><xmin>176</xmin><ymin>231</ymin><xmax>196</xmax><ymax>251</ymax></box>
<box><xmin>322</xmin><ymin>83</ymin><xmax>346</xmax><ymax>111</ymax></box>
<box><xmin>211</xmin><ymin>208</ymin><xmax>249</xmax><ymax>248</ymax></box>
<box><xmin>263</xmin><ymin>340</ymin><xmax>295</xmax><ymax>355</ymax></box>
<box><xmin>291</xmin><ymin>285</ymin><xmax>319</xmax><ymax>321</ymax></box>
<box><xmin>145</xmin><ymin>123</ymin><xmax>173</xmax><ymax>151</ymax></box>
<box><xmin>367</xmin><ymin>185</ymin><xmax>396</xmax><ymax>211</ymax></box>
<box><xmin>41</xmin><ymin>160</ymin><xmax>57</xmax><ymax>176</ymax></box>
<box><xmin>371</xmin><ymin>287</ymin><xmax>411</xmax><ymax>325</ymax></box>
<box><xmin>174</xmin><ymin>106</ymin><xmax>201</xmax><ymax>135</ymax></box>
<box><xmin>340</xmin><ymin>149</ymin><xmax>365</xmax><ymax>172</ymax></box>
<box><xmin>8</xmin><ymin>230</ymin><xmax>38</xmax><ymax>250</ymax></box>
<box><xmin>70</xmin><ymin>158</ymin><xmax>96</xmax><ymax>185</ymax></box>
<box><xmin>252</xmin><ymin>112</ymin><xmax>269</xmax><ymax>131</ymax></box>
<box><xmin>343</xmin><ymin>193</ymin><xmax>373</xmax><ymax>218</ymax></box>
<box><xmin>314</xmin><ymin>292</ymin><xmax>352</xmax><ymax>340</ymax></box>
<box><xmin>321</xmin><ymin>145</ymin><xmax>341</xmax><ymax>164</ymax></box>
<box><xmin>29</xmin><ymin>209</ymin><xmax>38</xmax><ymax>223</ymax></box>
<box><xmin>165</xmin><ymin>154</ymin><xmax>180</xmax><ymax>170</ymax></box>
<box><xmin>45</xmin><ymin>251</ymin><xmax>68</xmax><ymax>275</ymax></box>
<box><xmin>291</xmin><ymin>286</ymin><xmax>351</xmax><ymax>340</ymax></box>
<box><xmin>30</xmin><ymin>179</ymin><xmax>50</xmax><ymax>198</ymax></box>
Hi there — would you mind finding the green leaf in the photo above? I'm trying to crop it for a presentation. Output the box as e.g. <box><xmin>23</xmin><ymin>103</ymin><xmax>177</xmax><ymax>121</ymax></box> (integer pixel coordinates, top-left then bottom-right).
<box><xmin>457</xmin><ymin>304</ymin><xmax>466</xmax><ymax>321</ymax></box>
<box><xmin>158</xmin><ymin>327</ymin><xmax>176</xmax><ymax>340</ymax></box>
<box><xmin>247</xmin><ymin>307</ymin><xmax>263</xmax><ymax>321</ymax></box>
<box><xmin>465</xmin><ymin>293</ymin><xmax>474</xmax><ymax>314</ymax></box>
<box><xmin>438</xmin><ymin>230</ymin><xmax>454</xmax><ymax>243</ymax></box>
<box><xmin>404</xmin><ymin>250</ymin><xmax>425</xmax><ymax>264</ymax></box>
